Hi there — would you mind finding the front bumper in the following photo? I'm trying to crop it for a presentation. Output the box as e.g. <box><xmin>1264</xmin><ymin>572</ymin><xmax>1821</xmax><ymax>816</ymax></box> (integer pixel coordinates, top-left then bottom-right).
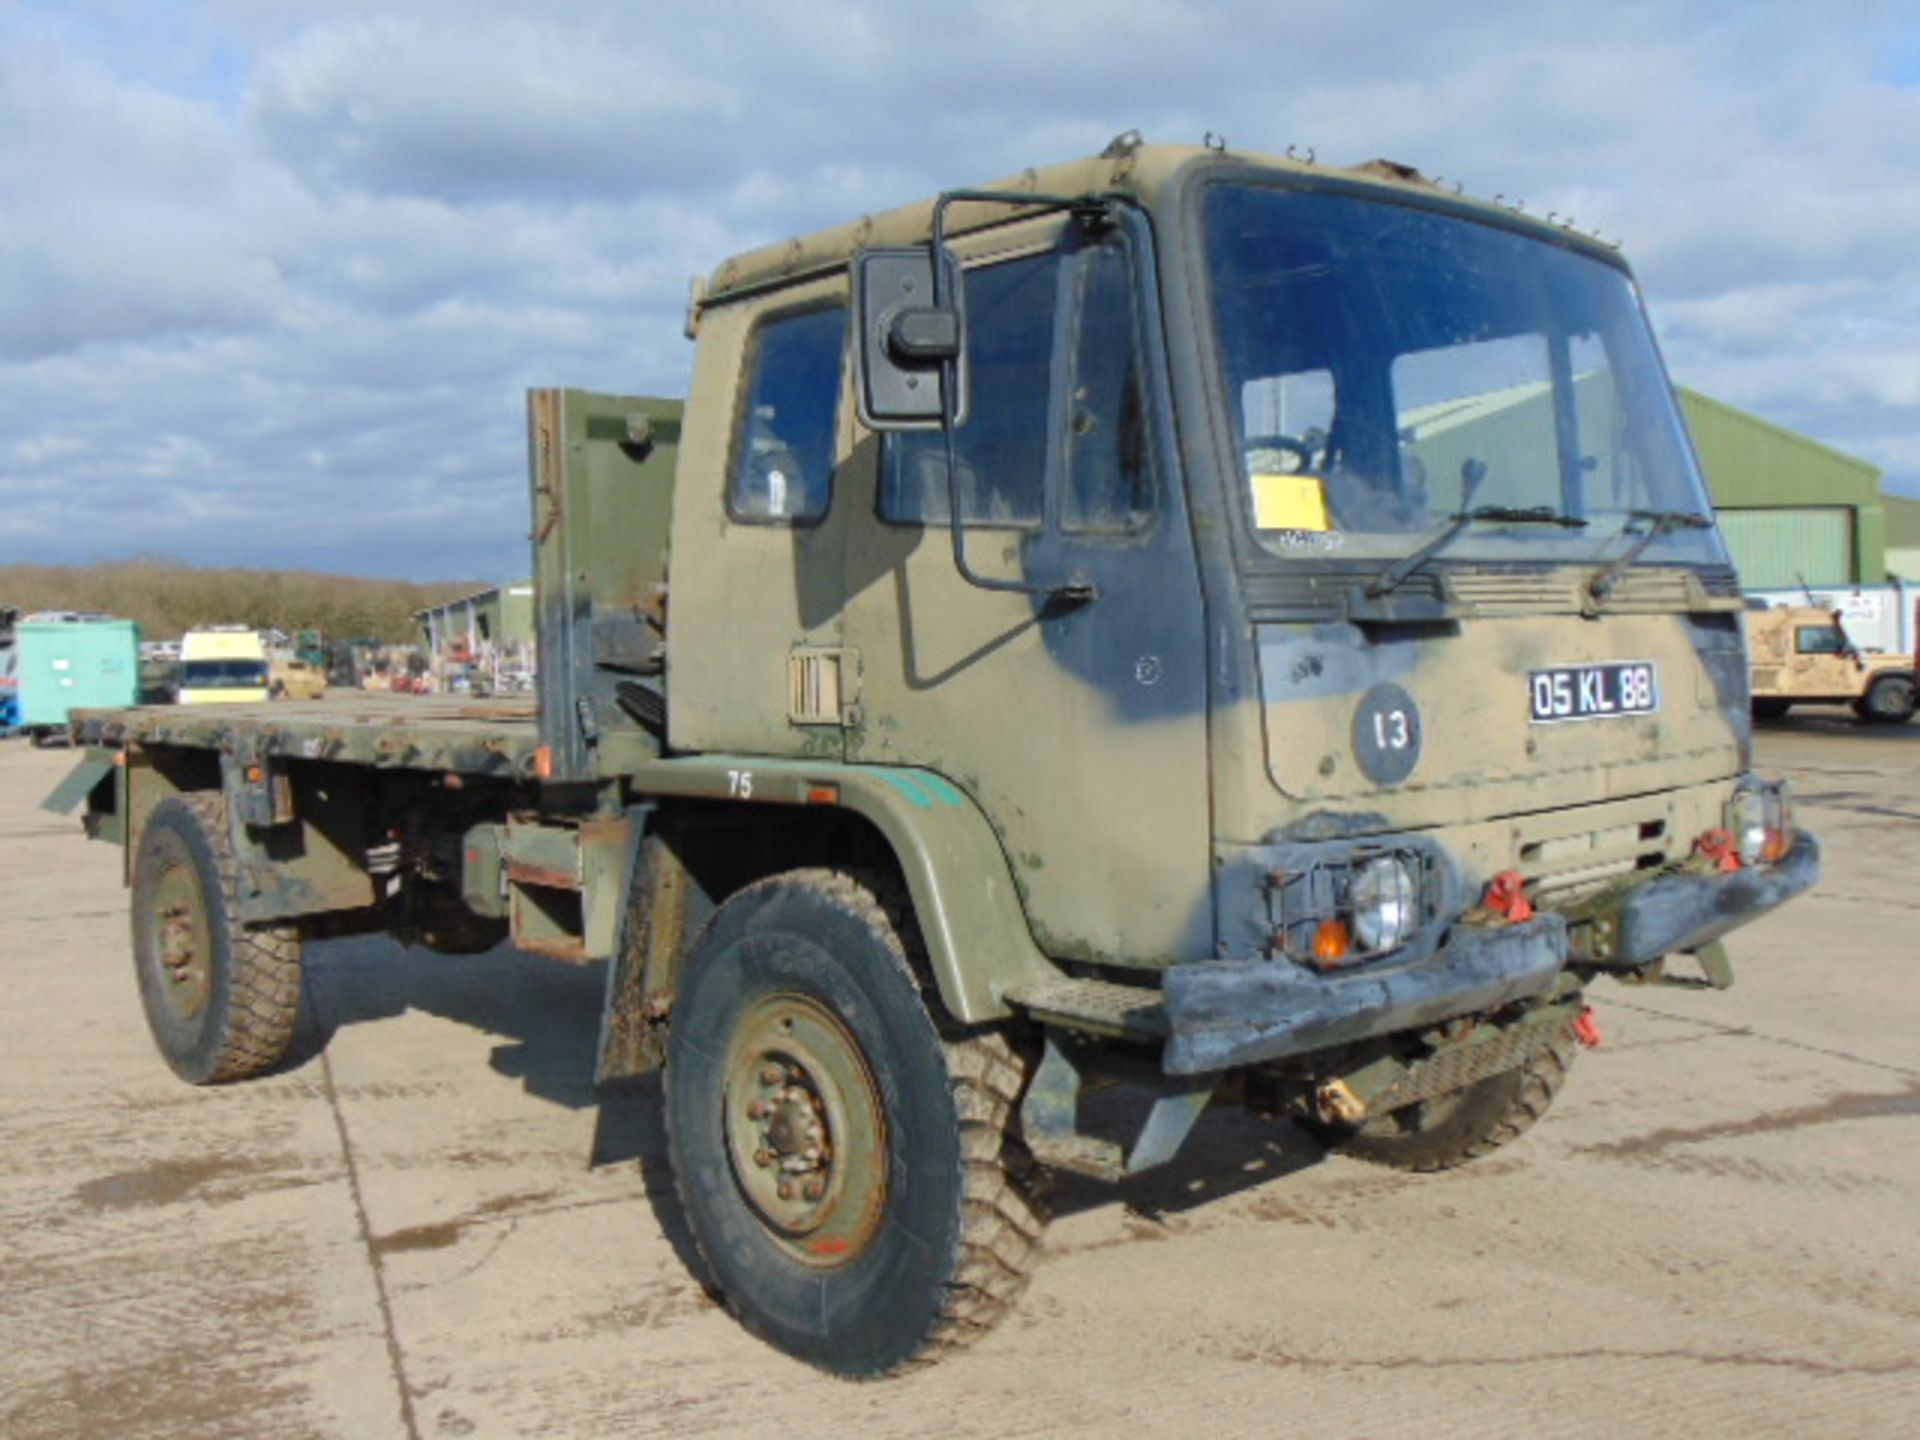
<box><xmin>1161</xmin><ymin>829</ymin><xmax>1820</xmax><ymax>1076</ymax></box>
<box><xmin>1613</xmin><ymin>828</ymin><xmax>1821</xmax><ymax>964</ymax></box>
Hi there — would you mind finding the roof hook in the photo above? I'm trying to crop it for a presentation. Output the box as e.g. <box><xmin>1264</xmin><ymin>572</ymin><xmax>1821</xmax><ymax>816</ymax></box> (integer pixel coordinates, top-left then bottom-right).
<box><xmin>1203</xmin><ymin>130</ymin><xmax>1227</xmax><ymax>152</ymax></box>
<box><xmin>1101</xmin><ymin>128</ymin><xmax>1144</xmax><ymax>159</ymax></box>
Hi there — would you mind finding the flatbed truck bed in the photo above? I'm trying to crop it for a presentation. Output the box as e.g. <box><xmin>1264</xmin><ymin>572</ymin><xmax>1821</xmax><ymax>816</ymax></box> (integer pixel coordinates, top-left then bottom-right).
<box><xmin>69</xmin><ymin>694</ymin><xmax>547</xmax><ymax>780</ymax></box>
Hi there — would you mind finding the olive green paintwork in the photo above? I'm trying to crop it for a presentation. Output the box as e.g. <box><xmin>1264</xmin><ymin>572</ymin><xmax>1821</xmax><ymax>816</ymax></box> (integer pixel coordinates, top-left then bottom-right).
<box><xmin>623</xmin><ymin>756</ymin><xmax>1057</xmax><ymax>1021</ymax></box>
<box><xmin>667</xmin><ymin>141</ymin><xmax>1769</xmax><ymax>984</ymax></box>
<box><xmin>66</xmin><ymin>695</ymin><xmax>545</xmax><ymax>782</ymax></box>
<box><xmin>56</xmin><ymin>141</ymin><xmax>1805</xmax><ymax>1044</ymax></box>
<box><xmin>528</xmin><ymin>388</ymin><xmax>677</xmax><ymax>783</ymax></box>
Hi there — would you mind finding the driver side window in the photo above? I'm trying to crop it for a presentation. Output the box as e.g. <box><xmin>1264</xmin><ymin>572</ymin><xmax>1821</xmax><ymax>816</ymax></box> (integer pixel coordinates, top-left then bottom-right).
<box><xmin>728</xmin><ymin>303</ymin><xmax>844</xmax><ymax>525</ymax></box>
<box><xmin>1795</xmin><ymin>625</ymin><xmax>1847</xmax><ymax>656</ymax></box>
<box><xmin>880</xmin><ymin>252</ymin><xmax>1059</xmax><ymax>528</ymax></box>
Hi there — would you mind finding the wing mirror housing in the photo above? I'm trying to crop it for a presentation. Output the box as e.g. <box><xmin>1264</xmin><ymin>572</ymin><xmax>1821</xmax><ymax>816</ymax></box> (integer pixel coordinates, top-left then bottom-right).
<box><xmin>851</xmin><ymin>247</ymin><xmax>967</xmax><ymax>430</ymax></box>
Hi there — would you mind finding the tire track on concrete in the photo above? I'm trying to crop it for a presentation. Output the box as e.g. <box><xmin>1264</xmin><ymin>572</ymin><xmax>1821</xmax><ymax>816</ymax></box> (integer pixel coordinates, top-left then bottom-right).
<box><xmin>1603</xmin><ymin>996</ymin><xmax>1920</xmax><ymax>1080</ymax></box>
<box><xmin>312</xmin><ymin>971</ymin><xmax>424</xmax><ymax>1440</ymax></box>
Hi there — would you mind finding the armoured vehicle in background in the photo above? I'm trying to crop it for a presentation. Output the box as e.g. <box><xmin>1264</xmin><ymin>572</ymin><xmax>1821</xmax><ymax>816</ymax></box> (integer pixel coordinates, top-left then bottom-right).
<box><xmin>50</xmin><ymin>138</ymin><xmax>1817</xmax><ymax>1376</ymax></box>
<box><xmin>1746</xmin><ymin>603</ymin><xmax>1917</xmax><ymax>723</ymax></box>
<box><xmin>268</xmin><ymin>656</ymin><xmax>328</xmax><ymax>701</ymax></box>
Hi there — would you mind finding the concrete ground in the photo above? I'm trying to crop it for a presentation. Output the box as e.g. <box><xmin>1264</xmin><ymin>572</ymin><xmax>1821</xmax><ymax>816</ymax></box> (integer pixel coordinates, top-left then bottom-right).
<box><xmin>2</xmin><ymin>715</ymin><xmax>1917</xmax><ymax>1439</ymax></box>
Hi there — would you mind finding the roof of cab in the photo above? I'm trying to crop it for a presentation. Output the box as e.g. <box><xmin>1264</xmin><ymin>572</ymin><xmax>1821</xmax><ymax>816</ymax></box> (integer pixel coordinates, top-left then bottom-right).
<box><xmin>697</xmin><ymin>138</ymin><xmax>1620</xmax><ymax>310</ymax></box>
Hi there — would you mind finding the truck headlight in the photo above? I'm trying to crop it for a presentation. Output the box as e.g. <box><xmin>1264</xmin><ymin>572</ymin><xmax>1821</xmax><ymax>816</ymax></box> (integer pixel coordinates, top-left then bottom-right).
<box><xmin>1727</xmin><ymin>780</ymin><xmax>1793</xmax><ymax>866</ymax></box>
<box><xmin>1761</xmin><ymin>780</ymin><xmax>1793</xmax><ymax>862</ymax></box>
<box><xmin>1350</xmin><ymin>855</ymin><xmax>1417</xmax><ymax>952</ymax></box>
<box><xmin>1728</xmin><ymin>787</ymin><xmax>1768</xmax><ymax>866</ymax></box>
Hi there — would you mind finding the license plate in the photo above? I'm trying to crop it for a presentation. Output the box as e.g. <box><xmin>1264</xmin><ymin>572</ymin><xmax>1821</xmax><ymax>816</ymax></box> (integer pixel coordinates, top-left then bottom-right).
<box><xmin>1528</xmin><ymin>661</ymin><xmax>1658</xmax><ymax>723</ymax></box>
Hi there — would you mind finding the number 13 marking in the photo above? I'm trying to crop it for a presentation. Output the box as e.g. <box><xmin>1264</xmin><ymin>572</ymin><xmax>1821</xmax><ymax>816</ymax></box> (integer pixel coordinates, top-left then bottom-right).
<box><xmin>1373</xmin><ymin>709</ymin><xmax>1411</xmax><ymax>750</ymax></box>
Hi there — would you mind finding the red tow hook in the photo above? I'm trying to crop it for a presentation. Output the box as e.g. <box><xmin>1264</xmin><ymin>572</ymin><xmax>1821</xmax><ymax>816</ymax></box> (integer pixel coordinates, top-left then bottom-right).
<box><xmin>1572</xmin><ymin>1007</ymin><xmax>1603</xmax><ymax>1049</ymax></box>
<box><xmin>1695</xmin><ymin>827</ymin><xmax>1742</xmax><ymax>873</ymax></box>
<box><xmin>1482</xmin><ymin>870</ymin><xmax>1534</xmax><ymax>923</ymax></box>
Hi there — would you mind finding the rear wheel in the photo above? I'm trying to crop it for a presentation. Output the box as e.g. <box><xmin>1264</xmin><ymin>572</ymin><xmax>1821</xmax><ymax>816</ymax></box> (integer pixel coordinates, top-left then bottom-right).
<box><xmin>1855</xmin><ymin>672</ymin><xmax>1916</xmax><ymax>724</ymax></box>
<box><xmin>665</xmin><ymin>869</ymin><xmax>1044</xmax><ymax>1376</ymax></box>
<box><xmin>131</xmin><ymin>793</ymin><xmax>302</xmax><ymax>1084</ymax></box>
<box><xmin>1330</xmin><ymin>1021</ymin><xmax>1579</xmax><ymax>1173</ymax></box>
<box><xmin>1751</xmin><ymin>698</ymin><xmax>1790</xmax><ymax>720</ymax></box>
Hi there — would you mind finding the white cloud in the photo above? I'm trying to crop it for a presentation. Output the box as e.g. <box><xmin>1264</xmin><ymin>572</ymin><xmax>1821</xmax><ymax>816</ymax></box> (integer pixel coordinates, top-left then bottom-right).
<box><xmin>0</xmin><ymin>0</ymin><xmax>1916</xmax><ymax>577</ymax></box>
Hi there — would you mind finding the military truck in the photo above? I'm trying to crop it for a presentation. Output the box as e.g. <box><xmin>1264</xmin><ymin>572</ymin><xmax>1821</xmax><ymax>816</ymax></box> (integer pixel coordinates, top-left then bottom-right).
<box><xmin>49</xmin><ymin>137</ymin><xmax>1818</xmax><ymax>1377</ymax></box>
<box><xmin>1746</xmin><ymin>603</ymin><xmax>1918</xmax><ymax>723</ymax></box>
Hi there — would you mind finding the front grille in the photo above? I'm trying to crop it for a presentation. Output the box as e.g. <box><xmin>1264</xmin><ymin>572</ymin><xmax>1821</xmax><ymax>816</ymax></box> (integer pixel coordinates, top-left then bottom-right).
<box><xmin>1519</xmin><ymin>810</ymin><xmax>1673</xmax><ymax>900</ymax></box>
<box><xmin>1444</xmin><ymin>572</ymin><xmax>1579</xmax><ymax>613</ymax></box>
<box><xmin>1446</xmin><ymin>566</ymin><xmax>1732</xmax><ymax>615</ymax></box>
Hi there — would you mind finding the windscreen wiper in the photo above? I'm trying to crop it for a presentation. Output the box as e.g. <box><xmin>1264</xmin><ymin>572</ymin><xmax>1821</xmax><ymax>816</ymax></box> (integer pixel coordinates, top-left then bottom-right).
<box><xmin>1365</xmin><ymin>505</ymin><xmax>1589</xmax><ymax>599</ymax></box>
<box><xmin>1585</xmin><ymin>509</ymin><xmax>1714</xmax><ymax>604</ymax></box>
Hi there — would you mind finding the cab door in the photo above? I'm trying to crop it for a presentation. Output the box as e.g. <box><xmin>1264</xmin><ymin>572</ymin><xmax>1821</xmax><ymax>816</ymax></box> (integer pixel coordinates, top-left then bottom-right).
<box><xmin>839</xmin><ymin>217</ymin><xmax>1213</xmax><ymax>966</ymax></box>
<box><xmin>666</xmin><ymin>278</ymin><xmax>855</xmax><ymax>761</ymax></box>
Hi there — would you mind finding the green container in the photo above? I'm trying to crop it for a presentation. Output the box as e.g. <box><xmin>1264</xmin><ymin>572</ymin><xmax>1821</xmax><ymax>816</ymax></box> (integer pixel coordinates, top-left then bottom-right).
<box><xmin>16</xmin><ymin>619</ymin><xmax>141</xmax><ymax>727</ymax></box>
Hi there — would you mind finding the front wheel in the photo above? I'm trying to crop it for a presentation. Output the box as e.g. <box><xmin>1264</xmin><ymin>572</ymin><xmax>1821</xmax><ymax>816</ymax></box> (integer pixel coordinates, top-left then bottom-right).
<box><xmin>1855</xmin><ymin>672</ymin><xmax>1917</xmax><ymax>724</ymax></box>
<box><xmin>1328</xmin><ymin>1021</ymin><xmax>1579</xmax><ymax>1173</ymax></box>
<box><xmin>665</xmin><ymin>870</ymin><xmax>1045</xmax><ymax>1377</ymax></box>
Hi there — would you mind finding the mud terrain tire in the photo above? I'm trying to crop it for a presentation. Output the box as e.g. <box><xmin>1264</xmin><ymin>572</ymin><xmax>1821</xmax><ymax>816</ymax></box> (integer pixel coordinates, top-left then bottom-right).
<box><xmin>1333</xmin><ymin>1021</ymin><xmax>1579</xmax><ymax>1173</ymax></box>
<box><xmin>130</xmin><ymin>792</ymin><xmax>302</xmax><ymax>1084</ymax></box>
<box><xmin>1855</xmin><ymin>672</ymin><xmax>1916</xmax><ymax>724</ymax></box>
<box><xmin>665</xmin><ymin>869</ymin><xmax>1045</xmax><ymax>1376</ymax></box>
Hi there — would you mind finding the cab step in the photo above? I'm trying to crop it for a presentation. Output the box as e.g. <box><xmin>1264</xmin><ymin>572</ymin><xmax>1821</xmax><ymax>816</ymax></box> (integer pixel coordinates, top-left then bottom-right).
<box><xmin>1001</xmin><ymin>976</ymin><xmax>1167</xmax><ymax>1041</ymax></box>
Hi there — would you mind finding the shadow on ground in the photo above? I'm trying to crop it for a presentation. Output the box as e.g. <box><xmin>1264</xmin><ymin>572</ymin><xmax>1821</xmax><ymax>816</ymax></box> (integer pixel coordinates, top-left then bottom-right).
<box><xmin>290</xmin><ymin>933</ymin><xmax>717</xmax><ymax>1290</ymax></box>
<box><xmin>285</xmin><ymin>934</ymin><xmax>1339</xmax><ymax>1249</ymax></box>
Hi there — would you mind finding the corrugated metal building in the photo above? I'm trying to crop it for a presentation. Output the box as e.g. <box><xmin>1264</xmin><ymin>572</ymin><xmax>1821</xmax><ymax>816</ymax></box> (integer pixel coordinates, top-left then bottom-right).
<box><xmin>1677</xmin><ymin>387</ymin><xmax>1884</xmax><ymax>589</ymax></box>
<box><xmin>413</xmin><ymin>582</ymin><xmax>536</xmax><ymax>682</ymax></box>
<box><xmin>1884</xmin><ymin>493</ymin><xmax>1920</xmax><ymax>582</ymax></box>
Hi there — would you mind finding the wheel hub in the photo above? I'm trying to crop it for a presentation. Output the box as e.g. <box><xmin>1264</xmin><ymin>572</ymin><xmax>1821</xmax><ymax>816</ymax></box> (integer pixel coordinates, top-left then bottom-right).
<box><xmin>150</xmin><ymin>864</ymin><xmax>211</xmax><ymax>1020</ymax></box>
<box><xmin>723</xmin><ymin>995</ymin><xmax>886</xmax><ymax>1266</ymax></box>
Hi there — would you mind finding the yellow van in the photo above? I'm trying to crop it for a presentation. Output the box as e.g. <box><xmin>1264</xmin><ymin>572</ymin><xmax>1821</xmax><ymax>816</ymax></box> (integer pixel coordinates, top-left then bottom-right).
<box><xmin>178</xmin><ymin>628</ymin><xmax>269</xmax><ymax>705</ymax></box>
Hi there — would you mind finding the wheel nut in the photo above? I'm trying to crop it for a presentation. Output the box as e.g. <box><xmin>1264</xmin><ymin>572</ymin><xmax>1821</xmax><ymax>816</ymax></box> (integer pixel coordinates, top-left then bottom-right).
<box><xmin>777</xmin><ymin>1181</ymin><xmax>795</xmax><ymax>1201</ymax></box>
<box><xmin>746</xmin><ymin>1101</ymin><xmax>767</xmax><ymax>1120</ymax></box>
<box><xmin>760</xmin><ymin>1065</ymin><xmax>784</xmax><ymax>1085</ymax></box>
<box><xmin>802</xmin><ymin>1177</ymin><xmax>825</xmax><ymax>1201</ymax></box>
<box><xmin>753</xmin><ymin>1148</ymin><xmax>774</xmax><ymax>1168</ymax></box>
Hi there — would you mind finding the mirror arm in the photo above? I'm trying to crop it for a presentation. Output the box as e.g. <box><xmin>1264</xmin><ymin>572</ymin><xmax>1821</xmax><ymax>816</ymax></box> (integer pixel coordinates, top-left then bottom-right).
<box><xmin>936</xmin><ymin>413</ymin><xmax>1094</xmax><ymax>604</ymax></box>
<box><xmin>926</xmin><ymin>188</ymin><xmax>1118</xmax><ymax>606</ymax></box>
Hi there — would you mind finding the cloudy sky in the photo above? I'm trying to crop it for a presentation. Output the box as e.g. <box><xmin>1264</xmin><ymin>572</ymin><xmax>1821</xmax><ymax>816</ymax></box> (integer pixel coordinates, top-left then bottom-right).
<box><xmin>3</xmin><ymin>0</ymin><xmax>1917</xmax><ymax>582</ymax></box>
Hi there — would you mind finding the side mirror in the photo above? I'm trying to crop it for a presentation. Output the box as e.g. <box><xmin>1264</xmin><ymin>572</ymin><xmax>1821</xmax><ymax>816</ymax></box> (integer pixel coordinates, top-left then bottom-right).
<box><xmin>851</xmin><ymin>247</ymin><xmax>966</xmax><ymax>430</ymax></box>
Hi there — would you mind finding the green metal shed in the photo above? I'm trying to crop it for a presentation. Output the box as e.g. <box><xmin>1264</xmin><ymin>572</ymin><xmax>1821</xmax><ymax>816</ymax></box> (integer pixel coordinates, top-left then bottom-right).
<box><xmin>413</xmin><ymin>582</ymin><xmax>537</xmax><ymax>689</ymax></box>
<box><xmin>1677</xmin><ymin>387</ymin><xmax>1884</xmax><ymax>589</ymax></box>
<box><xmin>1883</xmin><ymin>493</ymin><xmax>1920</xmax><ymax>581</ymax></box>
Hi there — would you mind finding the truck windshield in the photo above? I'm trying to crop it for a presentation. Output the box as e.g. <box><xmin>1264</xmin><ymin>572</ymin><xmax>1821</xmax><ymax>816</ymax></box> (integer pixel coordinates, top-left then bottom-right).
<box><xmin>182</xmin><ymin>659</ymin><xmax>267</xmax><ymax>688</ymax></box>
<box><xmin>1202</xmin><ymin>183</ymin><xmax>1724</xmax><ymax>570</ymax></box>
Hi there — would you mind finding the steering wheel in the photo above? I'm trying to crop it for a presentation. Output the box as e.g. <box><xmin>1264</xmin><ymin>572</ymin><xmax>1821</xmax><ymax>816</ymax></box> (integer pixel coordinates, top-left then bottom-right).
<box><xmin>1243</xmin><ymin>433</ymin><xmax>1321</xmax><ymax>474</ymax></box>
